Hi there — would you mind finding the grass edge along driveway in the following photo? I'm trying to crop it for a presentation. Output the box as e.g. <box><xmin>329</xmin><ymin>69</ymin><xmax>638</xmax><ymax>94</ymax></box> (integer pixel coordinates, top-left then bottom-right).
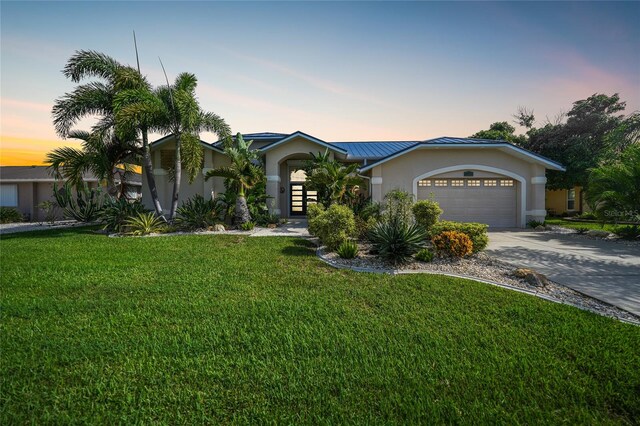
<box><xmin>1</xmin><ymin>228</ymin><xmax>639</xmax><ymax>424</ymax></box>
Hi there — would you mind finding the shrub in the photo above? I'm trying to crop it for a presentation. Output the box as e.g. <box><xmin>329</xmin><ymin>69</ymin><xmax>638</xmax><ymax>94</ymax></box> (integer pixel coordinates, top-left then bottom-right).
<box><xmin>369</xmin><ymin>220</ymin><xmax>427</xmax><ymax>265</ymax></box>
<box><xmin>53</xmin><ymin>181</ymin><xmax>104</xmax><ymax>222</ymax></box>
<box><xmin>430</xmin><ymin>221</ymin><xmax>488</xmax><ymax>253</ymax></box>
<box><xmin>175</xmin><ymin>195</ymin><xmax>224</xmax><ymax>231</ymax></box>
<box><xmin>527</xmin><ymin>220</ymin><xmax>546</xmax><ymax>228</ymax></box>
<box><xmin>38</xmin><ymin>201</ymin><xmax>58</xmax><ymax>224</ymax></box>
<box><xmin>432</xmin><ymin>231</ymin><xmax>473</xmax><ymax>258</ymax></box>
<box><xmin>414</xmin><ymin>248</ymin><xmax>434</xmax><ymax>263</ymax></box>
<box><xmin>351</xmin><ymin>197</ymin><xmax>381</xmax><ymax>221</ymax></box>
<box><xmin>255</xmin><ymin>212</ymin><xmax>280</xmax><ymax>227</ymax></box>
<box><xmin>577</xmin><ymin>212</ymin><xmax>597</xmax><ymax>220</ymax></box>
<box><xmin>381</xmin><ymin>189</ymin><xmax>414</xmax><ymax>225</ymax></box>
<box><xmin>240</xmin><ymin>221</ymin><xmax>255</xmax><ymax>231</ymax></box>
<box><xmin>412</xmin><ymin>200</ymin><xmax>442</xmax><ymax>231</ymax></box>
<box><xmin>355</xmin><ymin>216</ymin><xmax>378</xmax><ymax>241</ymax></box>
<box><xmin>337</xmin><ymin>240</ymin><xmax>358</xmax><ymax>259</ymax></box>
<box><xmin>124</xmin><ymin>212</ymin><xmax>166</xmax><ymax>236</ymax></box>
<box><xmin>100</xmin><ymin>198</ymin><xmax>148</xmax><ymax>233</ymax></box>
<box><xmin>0</xmin><ymin>207</ymin><xmax>23</xmax><ymax>224</ymax></box>
<box><xmin>306</xmin><ymin>203</ymin><xmax>325</xmax><ymax>220</ymax></box>
<box><xmin>613</xmin><ymin>225</ymin><xmax>640</xmax><ymax>240</ymax></box>
<box><xmin>308</xmin><ymin>204</ymin><xmax>356</xmax><ymax>250</ymax></box>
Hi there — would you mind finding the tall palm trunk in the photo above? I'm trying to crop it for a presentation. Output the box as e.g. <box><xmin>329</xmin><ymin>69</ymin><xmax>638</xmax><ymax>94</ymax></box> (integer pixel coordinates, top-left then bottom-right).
<box><xmin>141</xmin><ymin>128</ymin><xmax>163</xmax><ymax>216</ymax></box>
<box><xmin>235</xmin><ymin>197</ymin><xmax>251</xmax><ymax>225</ymax></box>
<box><xmin>169</xmin><ymin>133</ymin><xmax>182</xmax><ymax>221</ymax></box>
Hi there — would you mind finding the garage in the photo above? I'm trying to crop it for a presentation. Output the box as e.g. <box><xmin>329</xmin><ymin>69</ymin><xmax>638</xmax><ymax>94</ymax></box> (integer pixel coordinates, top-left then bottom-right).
<box><xmin>417</xmin><ymin>177</ymin><xmax>517</xmax><ymax>228</ymax></box>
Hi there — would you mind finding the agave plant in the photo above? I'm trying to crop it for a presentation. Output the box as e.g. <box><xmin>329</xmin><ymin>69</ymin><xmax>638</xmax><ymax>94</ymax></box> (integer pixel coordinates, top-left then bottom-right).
<box><xmin>99</xmin><ymin>197</ymin><xmax>148</xmax><ymax>232</ymax></box>
<box><xmin>124</xmin><ymin>212</ymin><xmax>166</xmax><ymax>236</ymax></box>
<box><xmin>175</xmin><ymin>195</ymin><xmax>225</xmax><ymax>230</ymax></box>
<box><xmin>53</xmin><ymin>181</ymin><xmax>104</xmax><ymax>222</ymax></box>
<box><xmin>369</xmin><ymin>219</ymin><xmax>427</xmax><ymax>266</ymax></box>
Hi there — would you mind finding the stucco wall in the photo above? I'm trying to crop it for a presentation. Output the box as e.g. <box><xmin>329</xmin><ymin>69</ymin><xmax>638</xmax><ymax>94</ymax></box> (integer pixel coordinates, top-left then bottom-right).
<box><xmin>264</xmin><ymin>136</ymin><xmax>337</xmax><ymax>215</ymax></box>
<box><xmin>143</xmin><ymin>140</ymin><xmax>230</xmax><ymax>212</ymax></box>
<box><xmin>368</xmin><ymin>147</ymin><xmax>548</xmax><ymax>226</ymax></box>
<box><xmin>546</xmin><ymin>186</ymin><xmax>589</xmax><ymax>215</ymax></box>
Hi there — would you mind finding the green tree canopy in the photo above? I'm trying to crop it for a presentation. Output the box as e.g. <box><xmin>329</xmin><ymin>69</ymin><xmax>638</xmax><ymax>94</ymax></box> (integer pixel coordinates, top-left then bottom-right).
<box><xmin>470</xmin><ymin>121</ymin><xmax>527</xmax><ymax>145</ymax></box>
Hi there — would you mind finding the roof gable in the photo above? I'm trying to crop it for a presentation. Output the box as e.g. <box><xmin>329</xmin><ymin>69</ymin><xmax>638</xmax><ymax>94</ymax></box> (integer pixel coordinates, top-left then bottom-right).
<box><xmin>151</xmin><ymin>134</ymin><xmax>224</xmax><ymax>153</ymax></box>
<box><xmin>258</xmin><ymin>131</ymin><xmax>348</xmax><ymax>154</ymax></box>
<box><xmin>359</xmin><ymin>137</ymin><xmax>565</xmax><ymax>172</ymax></box>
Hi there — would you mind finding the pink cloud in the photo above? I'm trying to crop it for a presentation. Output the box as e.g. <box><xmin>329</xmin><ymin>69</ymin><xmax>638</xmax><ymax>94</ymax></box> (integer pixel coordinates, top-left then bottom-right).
<box><xmin>1</xmin><ymin>98</ymin><xmax>52</xmax><ymax>113</ymax></box>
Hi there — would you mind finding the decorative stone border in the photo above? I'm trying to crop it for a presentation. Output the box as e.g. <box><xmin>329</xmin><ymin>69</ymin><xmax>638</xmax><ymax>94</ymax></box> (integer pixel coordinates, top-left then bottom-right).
<box><xmin>316</xmin><ymin>246</ymin><xmax>640</xmax><ymax>326</ymax></box>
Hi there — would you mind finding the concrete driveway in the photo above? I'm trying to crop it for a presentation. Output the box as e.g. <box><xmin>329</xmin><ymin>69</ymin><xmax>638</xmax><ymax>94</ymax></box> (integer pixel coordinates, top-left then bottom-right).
<box><xmin>486</xmin><ymin>230</ymin><xmax>640</xmax><ymax>316</ymax></box>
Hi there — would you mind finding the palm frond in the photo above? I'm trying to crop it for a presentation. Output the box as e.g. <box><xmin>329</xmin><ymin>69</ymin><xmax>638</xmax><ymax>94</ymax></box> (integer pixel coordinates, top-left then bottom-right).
<box><xmin>52</xmin><ymin>82</ymin><xmax>113</xmax><ymax>137</ymax></box>
<box><xmin>63</xmin><ymin>50</ymin><xmax>120</xmax><ymax>83</ymax></box>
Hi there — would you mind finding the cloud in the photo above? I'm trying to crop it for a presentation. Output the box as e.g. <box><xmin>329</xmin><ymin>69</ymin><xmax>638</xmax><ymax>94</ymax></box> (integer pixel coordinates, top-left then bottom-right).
<box><xmin>1</xmin><ymin>98</ymin><xmax>52</xmax><ymax>113</ymax></box>
<box><xmin>215</xmin><ymin>47</ymin><xmax>405</xmax><ymax>111</ymax></box>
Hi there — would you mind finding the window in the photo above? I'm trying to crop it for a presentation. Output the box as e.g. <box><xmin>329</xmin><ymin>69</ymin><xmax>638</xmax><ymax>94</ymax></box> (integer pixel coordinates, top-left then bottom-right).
<box><xmin>567</xmin><ymin>188</ymin><xmax>576</xmax><ymax>210</ymax></box>
<box><xmin>160</xmin><ymin>150</ymin><xmax>176</xmax><ymax>170</ymax></box>
<box><xmin>484</xmin><ymin>180</ymin><xmax>497</xmax><ymax>187</ymax></box>
<box><xmin>434</xmin><ymin>180</ymin><xmax>448</xmax><ymax>187</ymax></box>
<box><xmin>467</xmin><ymin>180</ymin><xmax>481</xmax><ymax>187</ymax></box>
<box><xmin>0</xmin><ymin>184</ymin><xmax>18</xmax><ymax>207</ymax></box>
<box><xmin>290</xmin><ymin>168</ymin><xmax>307</xmax><ymax>182</ymax></box>
<box><xmin>451</xmin><ymin>180</ymin><xmax>464</xmax><ymax>187</ymax></box>
<box><xmin>418</xmin><ymin>179</ymin><xmax>431</xmax><ymax>187</ymax></box>
<box><xmin>500</xmin><ymin>179</ymin><xmax>514</xmax><ymax>187</ymax></box>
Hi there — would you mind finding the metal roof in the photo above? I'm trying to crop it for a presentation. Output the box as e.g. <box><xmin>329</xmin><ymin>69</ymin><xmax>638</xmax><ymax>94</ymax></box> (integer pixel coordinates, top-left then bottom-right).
<box><xmin>331</xmin><ymin>141</ymin><xmax>419</xmax><ymax>160</ymax></box>
<box><xmin>423</xmin><ymin>137</ymin><xmax>504</xmax><ymax>145</ymax></box>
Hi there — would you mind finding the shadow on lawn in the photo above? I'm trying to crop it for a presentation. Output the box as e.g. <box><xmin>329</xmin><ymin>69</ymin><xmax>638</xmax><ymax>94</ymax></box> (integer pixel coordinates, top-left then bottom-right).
<box><xmin>280</xmin><ymin>238</ymin><xmax>317</xmax><ymax>256</ymax></box>
<box><xmin>0</xmin><ymin>225</ymin><xmax>99</xmax><ymax>241</ymax></box>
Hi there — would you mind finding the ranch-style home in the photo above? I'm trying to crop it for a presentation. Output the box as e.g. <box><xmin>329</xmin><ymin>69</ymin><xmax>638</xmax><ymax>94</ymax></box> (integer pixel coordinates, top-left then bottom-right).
<box><xmin>143</xmin><ymin>131</ymin><xmax>565</xmax><ymax>228</ymax></box>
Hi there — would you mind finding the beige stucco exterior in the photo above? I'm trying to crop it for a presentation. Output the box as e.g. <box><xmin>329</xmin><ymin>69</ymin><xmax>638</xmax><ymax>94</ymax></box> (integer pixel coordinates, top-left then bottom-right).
<box><xmin>142</xmin><ymin>138</ymin><xmax>231</xmax><ymax>212</ymax></box>
<box><xmin>144</xmin><ymin>133</ymin><xmax>561</xmax><ymax>227</ymax></box>
<box><xmin>546</xmin><ymin>186</ymin><xmax>590</xmax><ymax>215</ymax></box>
<box><xmin>1</xmin><ymin>181</ymin><xmax>99</xmax><ymax>221</ymax></box>
<box><xmin>362</xmin><ymin>147</ymin><xmax>548</xmax><ymax>227</ymax></box>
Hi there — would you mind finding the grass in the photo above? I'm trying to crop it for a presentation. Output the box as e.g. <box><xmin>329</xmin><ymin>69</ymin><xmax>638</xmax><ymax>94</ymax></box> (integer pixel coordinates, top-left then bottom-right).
<box><xmin>545</xmin><ymin>217</ymin><xmax>618</xmax><ymax>232</ymax></box>
<box><xmin>1</xmin><ymin>228</ymin><xmax>639</xmax><ymax>424</ymax></box>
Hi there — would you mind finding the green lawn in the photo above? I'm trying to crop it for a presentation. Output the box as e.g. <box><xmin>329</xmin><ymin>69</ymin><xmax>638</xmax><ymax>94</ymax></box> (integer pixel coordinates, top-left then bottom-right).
<box><xmin>545</xmin><ymin>217</ymin><xmax>618</xmax><ymax>232</ymax></box>
<box><xmin>1</xmin><ymin>228</ymin><xmax>639</xmax><ymax>424</ymax></box>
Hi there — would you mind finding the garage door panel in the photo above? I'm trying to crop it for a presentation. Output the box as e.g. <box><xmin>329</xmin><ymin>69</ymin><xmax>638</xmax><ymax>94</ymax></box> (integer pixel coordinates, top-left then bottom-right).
<box><xmin>417</xmin><ymin>179</ymin><xmax>516</xmax><ymax>228</ymax></box>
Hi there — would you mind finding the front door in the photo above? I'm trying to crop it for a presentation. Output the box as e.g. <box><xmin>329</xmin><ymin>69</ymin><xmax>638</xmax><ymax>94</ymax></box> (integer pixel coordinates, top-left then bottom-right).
<box><xmin>289</xmin><ymin>183</ymin><xmax>317</xmax><ymax>216</ymax></box>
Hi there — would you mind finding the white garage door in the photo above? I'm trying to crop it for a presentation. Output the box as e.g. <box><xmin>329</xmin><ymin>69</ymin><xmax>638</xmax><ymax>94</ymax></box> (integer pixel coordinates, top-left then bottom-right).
<box><xmin>417</xmin><ymin>178</ymin><xmax>517</xmax><ymax>228</ymax></box>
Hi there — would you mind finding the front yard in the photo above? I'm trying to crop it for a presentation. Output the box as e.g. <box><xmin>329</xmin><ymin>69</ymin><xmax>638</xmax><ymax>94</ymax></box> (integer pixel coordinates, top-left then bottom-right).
<box><xmin>1</xmin><ymin>228</ymin><xmax>639</xmax><ymax>424</ymax></box>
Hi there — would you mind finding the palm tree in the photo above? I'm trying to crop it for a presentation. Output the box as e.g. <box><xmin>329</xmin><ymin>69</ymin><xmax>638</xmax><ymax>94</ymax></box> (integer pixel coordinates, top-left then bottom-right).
<box><xmin>47</xmin><ymin>129</ymin><xmax>138</xmax><ymax>198</ymax></box>
<box><xmin>303</xmin><ymin>150</ymin><xmax>363</xmax><ymax>207</ymax></box>
<box><xmin>51</xmin><ymin>50</ymin><xmax>164</xmax><ymax>215</ymax></box>
<box><xmin>141</xmin><ymin>70</ymin><xmax>230</xmax><ymax>221</ymax></box>
<box><xmin>205</xmin><ymin>133</ymin><xmax>263</xmax><ymax>225</ymax></box>
<box><xmin>586</xmin><ymin>144</ymin><xmax>640</xmax><ymax>222</ymax></box>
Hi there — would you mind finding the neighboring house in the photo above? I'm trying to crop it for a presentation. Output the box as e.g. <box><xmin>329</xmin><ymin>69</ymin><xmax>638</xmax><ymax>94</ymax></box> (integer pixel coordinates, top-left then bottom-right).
<box><xmin>546</xmin><ymin>187</ymin><xmax>591</xmax><ymax>216</ymax></box>
<box><xmin>0</xmin><ymin>166</ymin><xmax>142</xmax><ymax>221</ymax></box>
<box><xmin>144</xmin><ymin>131</ymin><xmax>565</xmax><ymax>228</ymax></box>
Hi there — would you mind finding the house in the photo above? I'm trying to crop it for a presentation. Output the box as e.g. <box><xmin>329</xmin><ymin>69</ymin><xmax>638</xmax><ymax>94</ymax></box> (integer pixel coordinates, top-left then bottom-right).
<box><xmin>546</xmin><ymin>187</ymin><xmax>590</xmax><ymax>216</ymax></box>
<box><xmin>143</xmin><ymin>131</ymin><xmax>565</xmax><ymax>228</ymax></box>
<box><xmin>0</xmin><ymin>166</ymin><xmax>142</xmax><ymax>221</ymax></box>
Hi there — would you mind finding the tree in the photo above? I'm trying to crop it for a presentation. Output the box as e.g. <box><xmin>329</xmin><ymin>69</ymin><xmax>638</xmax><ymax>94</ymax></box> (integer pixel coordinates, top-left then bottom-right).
<box><xmin>47</xmin><ymin>129</ymin><xmax>138</xmax><ymax>198</ymax></box>
<box><xmin>470</xmin><ymin>121</ymin><xmax>527</xmax><ymax>145</ymax></box>
<box><xmin>525</xmin><ymin>93</ymin><xmax>627</xmax><ymax>189</ymax></box>
<box><xmin>153</xmin><ymin>70</ymin><xmax>230</xmax><ymax>221</ymax></box>
<box><xmin>50</xmin><ymin>50</ymin><xmax>163</xmax><ymax>210</ymax></box>
<box><xmin>302</xmin><ymin>149</ymin><xmax>363</xmax><ymax>207</ymax></box>
<box><xmin>586</xmin><ymin>144</ymin><xmax>640</xmax><ymax>222</ymax></box>
<box><xmin>205</xmin><ymin>133</ymin><xmax>262</xmax><ymax>225</ymax></box>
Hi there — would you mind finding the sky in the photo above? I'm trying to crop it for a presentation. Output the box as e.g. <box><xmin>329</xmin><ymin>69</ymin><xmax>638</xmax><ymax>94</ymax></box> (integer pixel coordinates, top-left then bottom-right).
<box><xmin>1</xmin><ymin>1</ymin><xmax>639</xmax><ymax>165</ymax></box>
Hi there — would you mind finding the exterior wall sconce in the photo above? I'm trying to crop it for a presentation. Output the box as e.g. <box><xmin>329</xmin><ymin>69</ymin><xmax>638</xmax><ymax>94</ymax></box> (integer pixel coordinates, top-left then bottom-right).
<box><xmin>280</xmin><ymin>186</ymin><xmax>285</xmax><ymax>193</ymax></box>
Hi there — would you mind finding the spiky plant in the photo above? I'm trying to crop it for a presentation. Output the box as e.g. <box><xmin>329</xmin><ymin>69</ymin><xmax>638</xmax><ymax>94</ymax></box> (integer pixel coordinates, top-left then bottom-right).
<box><xmin>124</xmin><ymin>212</ymin><xmax>166</xmax><ymax>236</ymax></box>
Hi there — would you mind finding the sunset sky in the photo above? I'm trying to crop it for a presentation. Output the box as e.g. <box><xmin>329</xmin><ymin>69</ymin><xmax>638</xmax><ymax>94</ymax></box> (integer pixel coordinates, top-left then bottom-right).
<box><xmin>1</xmin><ymin>1</ymin><xmax>639</xmax><ymax>166</ymax></box>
